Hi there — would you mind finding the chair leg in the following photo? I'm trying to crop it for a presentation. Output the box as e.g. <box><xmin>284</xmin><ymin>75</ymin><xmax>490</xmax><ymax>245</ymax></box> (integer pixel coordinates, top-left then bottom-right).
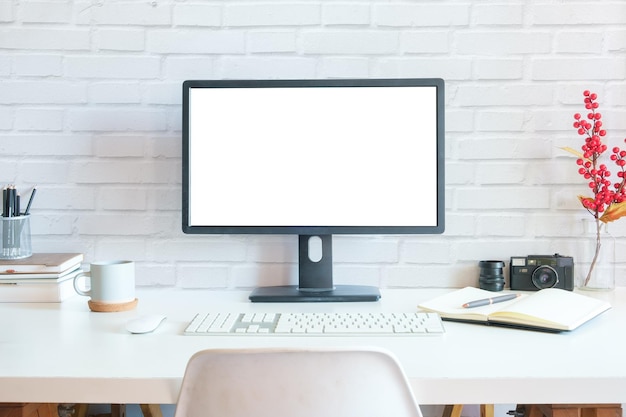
<box><xmin>443</xmin><ymin>405</ymin><xmax>464</xmax><ymax>417</ymax></box>
<box><xmin>139</xmin><ymin>405</ymin><xmax>162</xmax><ymax>417</ymax></box>
<box><xmin>481</xmin><ymin>405</ymin><xmax>495</xmax><ymax>417</ymax></box>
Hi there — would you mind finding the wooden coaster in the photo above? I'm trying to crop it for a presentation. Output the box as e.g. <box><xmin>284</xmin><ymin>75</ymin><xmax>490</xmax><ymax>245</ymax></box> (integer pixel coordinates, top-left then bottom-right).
<box><xmin>88</xmin><ymin>298</ymin><xmax>138</xmax><ymax>312</ymax></box>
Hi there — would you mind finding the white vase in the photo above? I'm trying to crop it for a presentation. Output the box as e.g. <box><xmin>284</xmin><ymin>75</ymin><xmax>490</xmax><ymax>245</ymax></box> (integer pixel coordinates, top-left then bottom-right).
<box><xmin>577</xmin><ymin>218</ymin><xmax>615</xmax><ymax>291</ymax></box>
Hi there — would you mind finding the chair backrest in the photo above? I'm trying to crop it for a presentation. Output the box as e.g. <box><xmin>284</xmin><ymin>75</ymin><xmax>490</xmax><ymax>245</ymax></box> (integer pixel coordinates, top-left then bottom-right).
<box><xmin>174</xmin><ymin>347</ymin><xmax>423</xmax><ymax>417</ymax></box>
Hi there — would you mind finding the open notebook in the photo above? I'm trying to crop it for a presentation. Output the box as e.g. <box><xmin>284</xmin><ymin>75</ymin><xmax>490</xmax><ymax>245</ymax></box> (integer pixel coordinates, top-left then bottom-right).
<box><xmin>418</xmin><ymin>287</ymin><xmax>611</xmax><ymax>332</ymax></box>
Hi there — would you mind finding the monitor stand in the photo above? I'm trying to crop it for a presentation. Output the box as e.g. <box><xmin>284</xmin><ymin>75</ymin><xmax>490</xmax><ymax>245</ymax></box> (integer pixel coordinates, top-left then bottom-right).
<box><xmin>249</xmin><ymin>234</ymin><xmax>381</xmax><ymax>302</ymax></box>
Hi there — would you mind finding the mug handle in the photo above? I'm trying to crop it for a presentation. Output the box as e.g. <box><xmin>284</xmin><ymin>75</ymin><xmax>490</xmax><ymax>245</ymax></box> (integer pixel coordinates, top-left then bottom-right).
<box><xmin>73</xmin><ymin>272</ymin><xmax>91</xmax><ymax>296</ymax></box>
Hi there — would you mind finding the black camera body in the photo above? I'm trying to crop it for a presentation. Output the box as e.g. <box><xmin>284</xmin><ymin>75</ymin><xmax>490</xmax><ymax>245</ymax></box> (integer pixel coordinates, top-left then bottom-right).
<box><xmin>510</xmin><ymin>254</ymin><xmax>574</xmax><ymax>291</ymax></box>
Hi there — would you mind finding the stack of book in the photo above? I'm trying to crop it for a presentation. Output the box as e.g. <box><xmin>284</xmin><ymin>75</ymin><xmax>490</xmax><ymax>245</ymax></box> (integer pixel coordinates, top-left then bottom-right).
<box><xmin>0</xmin><ymin>253</ymin><xmax>84</xmax><ymax>302</ymax></box>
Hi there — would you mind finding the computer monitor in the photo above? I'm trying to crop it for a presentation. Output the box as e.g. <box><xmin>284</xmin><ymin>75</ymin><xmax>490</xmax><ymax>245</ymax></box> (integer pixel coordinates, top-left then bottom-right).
<box><xmin>182</xmin><ymin>78</ymin><xmax>445</xmax><ymax>302</ymax></box>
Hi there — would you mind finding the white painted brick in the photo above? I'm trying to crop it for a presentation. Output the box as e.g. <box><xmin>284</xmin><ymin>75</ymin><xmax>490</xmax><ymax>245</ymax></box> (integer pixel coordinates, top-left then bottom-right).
<box><xmin>374</xmin><ymin>4</ymin><xmax>470</xmax><ymax>27</ymax></box>
<box><xmin>146</xmin><ymin>187</ymin><xmax>179</xmax><ymax>211</ymax></box>
<box><xmin>456</xmin><ymin>85</ymin><xmax>553</xmax><ymax>107</ymax></box>
<box><xmin>402</xmin><ymin>241</ymin><xmax>454</xmax><ymax>264</ymax></box>
<box><xmin>94</xmin><ymin>29</ymin><xmax>145</xmax><ymax>52</ymax></box>
<box><xmin>148</xmin><ymin>136</ymin><xmax>180</xmax><ymax>159</ymax></box>
<box><xmin>457</xmin><ymin>138</ymin><xmax>553</xmax><ymax>160</ymax></box>
<box><xmin>68</xmin><ymin>108</ymin><xmax>168</xmax><ymax>132</ymax></box>
<box><xmin>37</xmin><ymin>186</ymin><xmax>97</xmax><ymax>210</ymax></box>
<box><xmin>333</xmin><ymin>237</ymin><xmax>399</xmax><ymax>263</ymax></box>
<box><xmin>77</xmin><ymin>214</ymin><xmax>177</xmax><ymax>236</ymax></box>
<box><xmin>474</xmin><ymin>59</ymin><xmax>524</xmax><ymax>80</ymax></box>
<box><xmin>76</xmin><ymin>2</ymin><xmax>171</xmax><ymax>26</ymax></box>
<box><xmin>165</xmin><ymin>57</ymin><xmax>215</xmax><ymax>80</ymax></box>
<box><xmin>0</xmin><ymin>28</ymin><xmax>89</xmax><ymax>50</ymax></box>
<box><xmin>145</xmin><ymin>82</ymin><xmax>181</xmax><ymax>105</ymax></box>
<box><xmin>446</xmin><ymin>162</ymin><xmax>476</xmax><ymax>185</ymax></box>
<box><xmin>218</xmin><ymin>56</ymin><xmax>316</xmax><ymax>79</ymax></box>
<box><xmin>0</xmin><ymin>135</ymin><xmax>92</xmax><ymax>156</ymax></box>
<box><xmin>532</xmin><ymin>58</ymin><xmax>626</xmax><ymax>80</ymax></box>
<box><xmin>456</xmin><ymin>31</ymin><xmax>551</xmax><ymax>55</ymax></box>
<box><xmin>302</xmin><ymin>31</ymin><xmax>398</xmax><ymax>54</ymax></box>
<box><xmin>401</xmin><ymin>31</ymin><xmax>450</xmax><ymax>54</ymax></box>
<box><xmin>93</xmin><ymin>136</ymin><xmax>145</xmax><ymax>158</ymax></box>
<box><xmin>100</xmin><ymin>188</ymin><xmax>147</xmax><ymax>210</ymax></box>
<box><xmin>456</xmin><ymin>187</ymin><xmax>551</xmax><ymax>210</ymax></box>
<box><xmin>0</xmin><ymin>108</ymin><xmax>13</xmax><ymax>130</ymax></box>
<box><xmin>0</xmin><ymin>56</ymin><xmax>10</xmax><ymax>75</ymax></box>
<box><xmin>150</xmin><ymin>238</ymin><xmax>247</xmax><ymax>262</ymax></box>
<box><xmin>173</xmin><ymin>4</ymin><xmax>221</xmax><ymax>27</ymax></box>
<box><xmin>386</xmin><ymin>265</ymin><xmax>462</xmax><ymax>288</ymax></box>
<box><xmin>473</xmin><ymin>4</ymin><xmax>523</xmax><ymax>26</ymax></box>
<box><xmin>374</xmin><ymin>58</ymin><xmax>472</xmax><ymax>80</ymax></box>
<box><xmin>15</xmin><ymin>108</ymin><xmax>64</xmax><ymax>131</ymax></box>
<box><xmin>319</xmin><ymin>57</ymin><xmax>369</xmax><ymax>78</ymax></box>
<box><xmin>445</xmin><ymin>110</ymin><xmax>474</xmax><ymax>132</ymax></box>
<box><xmin>245</xmin><ymin>236</ymin><xmax>297</xmax><ymax>263</ymax></box>
<box><xmin>0</xmin><ymin>81</ymin><xmax>87</xmax><ymax>104</ymax></box>
<box><xmin>147</xmin><ymin>30</ymin><xmax>245</xmax><ymax>54</ymax></box>
<box><xmin>178</xmin><ymin>265</ymin><xmax>229</xmax><ymax>289</ymax></box>
<box><xmin>14</xmin><ymin>55</ymin><xmax>63</xmax><ymax>77</ymax></box>
<box><xmin>444</xmin><ymin>214</ymin><xmax>477</xmax><ymax>237</ymax></box>
<box><xmin>477</xmin><ymin>215</ymin><xmax>526</xmax><ymax>237</ymax></box>
<box><xmin>607</xmin><ymin>29</ymin><xmax>626</xmax><ymax>52</ymax></box>
<box><xmin>71</xmin><ymin>160</ymin><xmax>178</xmax><ymax>184</ymax></box>
<box><xmin>0</xmin><ymin>0</ymin><xmax>13</xmax><ymax>22</ymax></box>
<box><xmin>334</xmin><ymin>265</ymin><xmax>380</xmax><ymax>287</ymax></box>
<box><xmin>224</xmin><ymin>4</ymin><xmax>320</xmax><ymax>27</ymax></box>
<box><xmin>531</xmin><ymin>3</ymin><xmax>626</xmax><ymax>25</ymax></box>
<box><xmin>607</xmin><ymin>85</ymin><xmax>626</xmax><ymax>106</ymax></box>
<box><xmin>247</xmin><ymin>31</ymin><xmax>297</xmax><ymax>53</ymax></box>
<box><xmin>322</xmin><ymin>4</ymin><xmax>370</xmax><ymax>26</ymax></box>
<box><xmin>65</xmin><ymin>56</ymin><xmax>160</xmax><ymax>79</ymax></box>
<box><xmin>19</xmin><ymin>1</ymin><xmax>71</xmax><ymax>23</ymax></box>
<box><xmin>475</xmin><ymin>163</ymin><xmax>526</xmax><ymax>185</ymax></box>
<box><xmin>459</xmin><ymin>240</ymin><xmax>555</xmax><ymax>263</ymax></box>
<box><xmin>137</xmin><ymin>264</ymin><xmax>176</xmax><ymax>286</ymax></box>
<box><xmin>555</xmin><ymin>31</ymin><xmax>603</xmax><ymax>54</ymax></box>
<box><xmin>476</xmin><ymin>111</ymin><xmax>526</xmax><ymax>132</ymax></box>
<box><xmin>88</xmin><ymin>82</ymin><xmax>142</xmax><ymax>104</ymax></box>
<box><xmin>31</xmin><ymin>215</ymin><xmax>75</xmax><ymax>236</ymax></box>
<box><xmin>71</xmin><ymin>161</ymin><xmax>144</xmax><ymax>184</ymax></box>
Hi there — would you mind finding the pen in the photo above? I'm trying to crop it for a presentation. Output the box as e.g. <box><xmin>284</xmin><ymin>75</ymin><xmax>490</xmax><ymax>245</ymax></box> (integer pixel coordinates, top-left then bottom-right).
<box><xmin>462</xmin><ymin>293</ymin><xmax>521</xmax><ymax>308</ymax></box>
<box><xmin>24</xmin><ymin>186</ymin><xmax>37</xmax><ymax>215</ymax></box>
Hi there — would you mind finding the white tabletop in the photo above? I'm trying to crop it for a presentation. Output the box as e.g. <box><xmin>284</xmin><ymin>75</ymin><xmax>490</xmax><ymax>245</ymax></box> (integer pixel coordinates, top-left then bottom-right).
<box><xmin>0</xmin><ymin>287</ymin><xmax>624</xmax><ymax>405</ymax></box>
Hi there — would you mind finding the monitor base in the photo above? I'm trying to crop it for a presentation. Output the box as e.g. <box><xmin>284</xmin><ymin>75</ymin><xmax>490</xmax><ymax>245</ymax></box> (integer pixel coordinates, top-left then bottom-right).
<box><xmin>249</xmin><ymin>285</ymin><xmax>381</xmax><ymax>303</ymax></box>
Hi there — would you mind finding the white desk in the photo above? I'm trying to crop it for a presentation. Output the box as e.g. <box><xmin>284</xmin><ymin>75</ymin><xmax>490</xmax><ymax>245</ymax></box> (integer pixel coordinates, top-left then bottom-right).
<box><xmin>0</xmin><ymin>288</ymin><xmax>624</xmax><ymax>405</ymax></box>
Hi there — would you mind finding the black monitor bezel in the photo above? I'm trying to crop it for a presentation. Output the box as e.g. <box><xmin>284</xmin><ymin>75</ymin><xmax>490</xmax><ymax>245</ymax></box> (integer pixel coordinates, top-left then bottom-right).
<box><xmin>182</xmin><ymin>78</ymin><xmax>445</xmax><ymax>236</ymax></box>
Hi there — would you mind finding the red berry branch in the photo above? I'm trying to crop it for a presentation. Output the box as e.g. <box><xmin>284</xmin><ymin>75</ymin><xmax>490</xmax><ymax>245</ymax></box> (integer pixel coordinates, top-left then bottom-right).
<box><xmin>571</xmin><ymin>90</ymin><xmax>626</xmax><ymax>222</ymax></box>
<box><xmin>564</xmin><ymin>90</ymin><xmax>626</xmax><ymax>286</ymax></box>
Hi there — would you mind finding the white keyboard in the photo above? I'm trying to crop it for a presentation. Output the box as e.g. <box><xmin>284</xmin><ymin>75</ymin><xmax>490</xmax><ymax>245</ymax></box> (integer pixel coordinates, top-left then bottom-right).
<box><xmin>184</xmin><ymin>312</ymin><xmax>445</xmax><ymax>336</ymax></box>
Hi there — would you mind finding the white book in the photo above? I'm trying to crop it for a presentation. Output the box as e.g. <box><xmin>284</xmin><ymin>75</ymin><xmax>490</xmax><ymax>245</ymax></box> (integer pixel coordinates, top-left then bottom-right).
<box><xmin>0</xmin><ymin>253</ymin><xmax>83</xmax><ymax>274</ymax></box>
<box><xmin>0</xmin><ymin>264</ymin><xmax>82</xmax><ymax>280</ymax></box>
<box><xmin>0</xmin><ymin>271</ymin><xmax>79</xmax><ymax>302</ymax></box>
<box><xmin>418</xmin><ymin>286</ymin><xmax>611</xmax><ymax>332</ymax></box>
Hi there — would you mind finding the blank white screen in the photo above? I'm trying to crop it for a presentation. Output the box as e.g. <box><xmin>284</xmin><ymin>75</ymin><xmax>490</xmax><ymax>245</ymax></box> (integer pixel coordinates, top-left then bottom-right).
<box><xmin>188</xmin><ymin>85</ymin><xmax>438</xmax><ymax>227</ymax></box>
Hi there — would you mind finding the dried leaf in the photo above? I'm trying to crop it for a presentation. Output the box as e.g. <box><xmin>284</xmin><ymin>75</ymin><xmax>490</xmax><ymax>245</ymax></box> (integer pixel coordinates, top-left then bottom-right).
<box><xmin>600</xmin><ymin>201</ymin><xmax>626</xmax><ymax>223</ymax></box>
<box><xmin>561</xmin><ymin>146</ymin><xmax>587</xmax><ymax>160</ymax></box>
<box><xmin>578</xmin><ymin>195</ymin><xmax>593</xmax><ymax>206</ymax></box>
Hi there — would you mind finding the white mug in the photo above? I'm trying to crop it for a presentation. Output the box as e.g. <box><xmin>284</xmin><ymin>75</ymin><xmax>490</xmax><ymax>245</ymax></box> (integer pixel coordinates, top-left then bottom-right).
<box><xmin>73</xmin><ymin>260</ymin><xmax>136</xmax><ymax>304</ymax></box>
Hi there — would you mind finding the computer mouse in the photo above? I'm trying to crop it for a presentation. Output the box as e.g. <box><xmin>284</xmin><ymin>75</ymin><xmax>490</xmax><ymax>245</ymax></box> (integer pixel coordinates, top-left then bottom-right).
<box><xmin>125</xmin><ymin>314</ymin><xmax>167</xmax><ymax>334</ymax></box>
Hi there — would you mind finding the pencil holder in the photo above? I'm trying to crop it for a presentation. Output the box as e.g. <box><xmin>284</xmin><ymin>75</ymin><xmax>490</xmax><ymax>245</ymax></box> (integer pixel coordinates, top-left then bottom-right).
<box><xmin>0</xmin><ymin>215</ymin><xmax>32</xmax><ymax>259</ymax></box>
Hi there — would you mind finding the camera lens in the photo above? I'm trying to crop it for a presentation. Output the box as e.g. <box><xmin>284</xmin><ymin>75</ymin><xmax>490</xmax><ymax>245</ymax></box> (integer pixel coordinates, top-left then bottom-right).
<box><xmin>531</xmin><ymin>265</ymin><xmax>559</xmax><ymax>289</ymax></box>
<box><xmin>479</xmin><ymin>260</ymin><xmax>505</xmax><ymax>292</ymax></box>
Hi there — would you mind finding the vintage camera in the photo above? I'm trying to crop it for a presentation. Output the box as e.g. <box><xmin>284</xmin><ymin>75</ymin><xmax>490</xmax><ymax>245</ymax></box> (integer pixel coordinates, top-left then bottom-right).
<box><xmin>510</xmin><ymin>254</ymin><xmax>574</xmax><ymax>291</ymax></box>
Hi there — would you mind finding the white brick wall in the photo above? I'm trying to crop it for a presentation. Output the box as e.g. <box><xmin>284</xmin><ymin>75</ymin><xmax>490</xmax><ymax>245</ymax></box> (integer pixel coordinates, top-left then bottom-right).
<box><xmin>1</xmin><ymin>0</ymin><xmax>625</xmax><ymax>290</ymax></box>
